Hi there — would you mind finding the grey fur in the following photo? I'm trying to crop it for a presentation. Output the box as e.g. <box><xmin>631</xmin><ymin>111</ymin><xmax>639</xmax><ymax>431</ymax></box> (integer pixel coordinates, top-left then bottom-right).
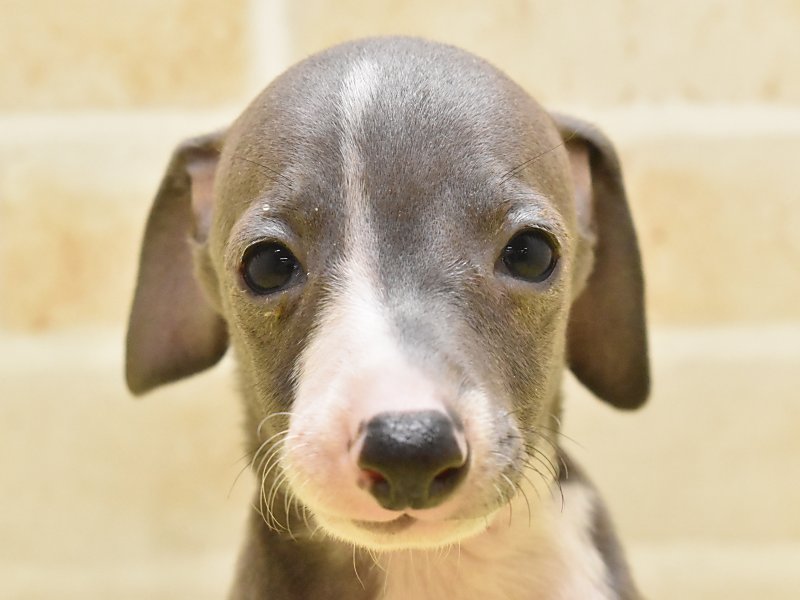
<box><xmin>126</xmin><ymin>37</ymin><xmax>649</xmax><ymax>599</ymax></box>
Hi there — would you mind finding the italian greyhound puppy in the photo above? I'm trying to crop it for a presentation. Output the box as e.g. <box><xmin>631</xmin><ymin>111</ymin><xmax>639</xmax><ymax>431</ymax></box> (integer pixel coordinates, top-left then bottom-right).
<box><xmin>126</xmin><ymin>37</ymin><xmax>649</xmax><ymax>599</ymax></box>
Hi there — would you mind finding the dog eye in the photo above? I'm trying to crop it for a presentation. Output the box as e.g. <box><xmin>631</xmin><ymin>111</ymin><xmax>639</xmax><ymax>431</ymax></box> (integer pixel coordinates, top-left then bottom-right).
<box><xmin>501</xmin><ymin>229</ymin><xmax>558</xmax><ymax>282</ymax></box>
<box><xmin>241</xmin><ymin>242</ymin><xmax>300</xmax><ymax>294</ymax></box>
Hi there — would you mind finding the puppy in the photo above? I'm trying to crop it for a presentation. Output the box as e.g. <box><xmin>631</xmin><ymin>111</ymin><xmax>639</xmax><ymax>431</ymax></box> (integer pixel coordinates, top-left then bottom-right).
<box><xmin>126</xmin><ymin>37</ymin><xmax>649</xmax><ymax>599</ymax></box>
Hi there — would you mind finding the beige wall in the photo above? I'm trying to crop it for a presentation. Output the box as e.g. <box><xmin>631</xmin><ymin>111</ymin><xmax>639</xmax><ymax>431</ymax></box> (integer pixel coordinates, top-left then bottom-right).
<box><xmin>2</xmin><ymin>0</ymin><xmax>799</xmax><ymax>329</ymax></box>
<box><xmin>1</xmin><ymin>2</ymin><xmax>798</xmax><ymax>599</ymax></box>
<box><xmin>4</xmin><ymin>0</ymin><xmax>800</xmax><ymax>109</ymax></box>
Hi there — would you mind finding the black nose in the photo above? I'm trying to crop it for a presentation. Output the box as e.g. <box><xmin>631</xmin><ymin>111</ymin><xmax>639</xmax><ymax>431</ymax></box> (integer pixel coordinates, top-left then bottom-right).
<box><xmin>357</xmin><ymin>410</ymin><xmax>469</xmax><ymax>511</ymax></box>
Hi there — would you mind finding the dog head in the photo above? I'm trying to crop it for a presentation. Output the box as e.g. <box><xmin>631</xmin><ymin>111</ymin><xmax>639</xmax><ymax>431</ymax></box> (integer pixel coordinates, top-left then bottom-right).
<box><xmin>126</xmin><ymin>38</ymin><xmax>648</xmax><ymax>551</ymax></box>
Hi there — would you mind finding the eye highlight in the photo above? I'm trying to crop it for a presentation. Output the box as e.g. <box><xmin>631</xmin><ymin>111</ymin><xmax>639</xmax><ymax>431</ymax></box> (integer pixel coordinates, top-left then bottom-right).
<box><xmin>241</xmin><ymin>242</ymin><xmax>301</xmax><ymax>294</ymax></box>
<box><xmin>500</xmin><ymin>229</ymin><xmax>559</xmax><ymax>283</ymax></box>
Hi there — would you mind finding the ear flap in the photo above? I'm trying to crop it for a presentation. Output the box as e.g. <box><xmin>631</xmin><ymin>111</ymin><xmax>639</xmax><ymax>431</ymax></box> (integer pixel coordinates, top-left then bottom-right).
<box><xmin>554</xmin><ymin>114</ymin><xmax>650</xmax><ymax>409</ymax></box>
<box><xmin>126</xmin><ymin>132</ymin><xmax>229</xmax><ymax>395</ymax></box>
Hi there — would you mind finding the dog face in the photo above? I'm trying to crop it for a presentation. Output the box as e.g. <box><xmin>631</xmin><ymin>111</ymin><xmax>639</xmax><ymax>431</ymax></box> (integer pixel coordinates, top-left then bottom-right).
<box><xmin>126</xmin><ymin>38</ymin><xmax>648</xmax><ymax>552</ymax></box>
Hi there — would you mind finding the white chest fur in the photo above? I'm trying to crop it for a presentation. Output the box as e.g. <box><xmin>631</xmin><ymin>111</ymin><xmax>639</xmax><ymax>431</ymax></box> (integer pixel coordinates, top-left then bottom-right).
<box><xmin>376</xmin><ymin>482</ymin><xmax>613</xmax><ymax>600</ymax></box>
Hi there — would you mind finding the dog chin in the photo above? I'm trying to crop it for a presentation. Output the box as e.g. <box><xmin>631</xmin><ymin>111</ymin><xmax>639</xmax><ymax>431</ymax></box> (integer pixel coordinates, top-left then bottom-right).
<box><xmin>313</xmin><ymin>510</ymin><xmax>495</xmax><ymax>551</ymax></box>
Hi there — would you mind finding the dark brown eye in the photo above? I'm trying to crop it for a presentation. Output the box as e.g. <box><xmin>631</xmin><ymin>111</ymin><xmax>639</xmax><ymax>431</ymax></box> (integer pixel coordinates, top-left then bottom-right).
<box><xmin>241</xmin><ymin>242</ymin><xmax>300</xmax><ymax>294</ymax></box>
<box><xmin>501</xmin><ymin>230</ymin><xmax>558</xmax><ymax>282</ymax></box>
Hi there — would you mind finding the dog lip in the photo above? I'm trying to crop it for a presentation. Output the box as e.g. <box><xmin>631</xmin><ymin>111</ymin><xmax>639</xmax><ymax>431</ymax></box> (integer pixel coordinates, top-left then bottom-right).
<box><xmin>352</xmin><ymin>514</ymin><xmax>417</xmax><ymax>534</ymax></box>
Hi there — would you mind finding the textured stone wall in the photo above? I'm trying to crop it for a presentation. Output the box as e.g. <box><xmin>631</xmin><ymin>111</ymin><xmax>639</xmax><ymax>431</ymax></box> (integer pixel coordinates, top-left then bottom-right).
<box><xmin>2</xmin><ymin>0</ymin><xmax>798</xmax><ymax>330</ymax></box>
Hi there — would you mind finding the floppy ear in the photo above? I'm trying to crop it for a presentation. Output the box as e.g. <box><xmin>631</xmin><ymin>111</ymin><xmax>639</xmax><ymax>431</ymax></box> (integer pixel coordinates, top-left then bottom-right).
<box><xmin>553</xmin><ymin>114</ymin><xmax>650</xmax><ymax>409</ymax></box>
<box><xmin>125</xmin><ymin>132</ymin><xmax>228</xmax><ymax>395</ymax></box>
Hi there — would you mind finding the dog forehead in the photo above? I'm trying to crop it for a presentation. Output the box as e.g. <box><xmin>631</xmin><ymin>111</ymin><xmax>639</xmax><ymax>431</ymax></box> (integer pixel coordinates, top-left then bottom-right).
<box><xmin>228</xmin><ymin>41</ymin><xmax>565</xmax><ymax>188</ymax></box>
<box><xmin>213</xmin><ymin>38</ymin><xmax>573</xmax><ymax>277</ymax></box>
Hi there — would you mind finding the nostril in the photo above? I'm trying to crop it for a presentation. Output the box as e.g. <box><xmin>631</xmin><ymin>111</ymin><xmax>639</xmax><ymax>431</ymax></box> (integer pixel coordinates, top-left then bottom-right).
<box><xmin>358</xmin><ymin>468</ymin><xmax>387</xmax><ymax>489</ymax></box>
<box><xmin>433</xmin><ymin>466</ymin><xmax>461</xmax><ymax>488</ymax></box>
<box><xmin>358</xmin><ymin>467</ymin><xmax>394</xmax><ymax>507</ymax></box>
<box><xmin>427</xmin><ymin>460</ymin><xmax>468</xmax><ymax>501</ymax></box>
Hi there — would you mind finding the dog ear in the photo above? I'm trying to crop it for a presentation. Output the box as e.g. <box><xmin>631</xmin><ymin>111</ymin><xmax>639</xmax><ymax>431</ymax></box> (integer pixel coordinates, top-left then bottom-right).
<box><xmin>125</xmin><ymin>132</ymin><xmax>229</xmax><ymax>395</ymax></box>
<box><xmin>553</xmin><ymin>114</ymin><xmax>650</xmax><ymax>410</ymax></box>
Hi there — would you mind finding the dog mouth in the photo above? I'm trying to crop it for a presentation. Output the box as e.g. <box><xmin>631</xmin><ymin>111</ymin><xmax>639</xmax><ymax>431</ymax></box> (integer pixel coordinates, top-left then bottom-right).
<box><xmin>322</xmin><ymin>509</ymin><xmax>496</xmax><ymax>551</ymax></box>
<box><xmin>352</xmin><ymin>514</ymin><xmax>417</xmax><ymax>534</ymax></box>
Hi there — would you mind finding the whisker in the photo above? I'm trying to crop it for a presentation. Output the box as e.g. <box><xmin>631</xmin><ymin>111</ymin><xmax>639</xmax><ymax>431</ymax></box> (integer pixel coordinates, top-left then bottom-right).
<box><xmin>252</xmin><ymin>501</ymin><xmax>271</xmax><ymax>530</ymax></box>
<box><xmin>352</xmin><ymin>544</ymin><xmax>366</xmax><ymax>590</ymax></box>
<box><xmin>228</xmin><ymin>428</ymin><xmax>291</xmax><ymax>499</ymax></box>
<box><xmin>499</xmin><ymin>472</ymin><xmax>518</xmax><ymax>526</ymax></box>
<box><xmin>257</xmin><ymin>427</ymin><xmax>294</xmax><ymax>456</ymax></box>
<box><xmin>253</xmin><ymin>430</ymin><xmax>296</xmax><ymax>486</ymax></box>
<box><xmin>255</xmin><ymin>411</ymin><xmax>294</xmax><ymax>438</ymax></box>
<box><xmin>508</xmin><ymin>474</ymin><xmax>532</xmax><ymax>527</ymax></box>
<box><xmin>529</xmin><ymin>469</ymin><xmax>548</xmax><ymax>502</ymax></box>
<box><xmin>523</xmin><ymin>455</ymin><xmax>558</xmax><ymax>508</ymax></box>
<box><xmin>259</xmin><ymin>480</ymin><xmax>278</xmax><ymax>531</ymax></box>
<box><xmin>532</xmin><ymin>423</ymin><xmax>584</xmax><ymax>450</ymax></box>
<box><xmin>505</xmin><ymin>432</ymin><xmax>563</xmax><ymax>483</ymax></box>
<box><xmin>310</xmin><ymin>522</ymin><xmax>324</xmax><ymax>540</ymax></box>
<box><xmin>228</xmin><ymin>459</ymin><xmax>255</xmax><ymax>500</ymax></box>
<box><xmin>283</xmin><ymin>485</ymin><xmax>296</xmax><ymax>540</ymax></box>
<box><xmin>425</xmin><ymin>548</ymin><xmax>432</xmax><ymax>582</ymax></box>
<box><xmin>498</xmin><ymin>133</ymin><xmax>576</xmax><ymax>184</ymax></box>
<box><xmin>258</xmin><ymin>441</ymin><xmax>294</xmax><ymax>532</ymax></box>
<box><xmin>512</xmin><ymin>428</ymin><xmax>572</xmax><ymax>489</ymax></box>
<box><xmin>368</xmin><ymin>548</ymin><xmax>384</xmax><ymax>573</ymax></box>
<box><xmin>521</xmin><ymin>443</ymin><xmax>559</xmax><ymax>480</ymax></box>
<box><xmin>266</xmin><ymin>472</ymin><xmax>290</xmax><ymax>532</ymax></box>
<box><xmin>231</xmin><ymin>154</ymin><xmax>294</xmax><ymax>190</ymax></box>
<box><xmin>382</xmin><ymin>553</ymin><xmax>391</xmax><ymax>597</ymax></box>
<box><xmin>292</xmin><ymin>477</ymin><xmax>314</xmax><ymax>532</ymax></box>
<box><xmin>259</xmin><ymin>442</ymin><xmax>290</xmax><ymax>484</ymax></box>
<box><xmin>500</xmin><ymin>407</ymin><xmax>524</xmax><ymax>419</ymax></box>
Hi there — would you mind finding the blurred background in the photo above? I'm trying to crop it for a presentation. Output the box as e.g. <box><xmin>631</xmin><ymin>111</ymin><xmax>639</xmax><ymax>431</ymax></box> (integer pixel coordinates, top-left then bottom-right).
<box><xmin>1</xmin><ymin>1</ymin><xmax>798</xmax><ymax>598</ymax></box>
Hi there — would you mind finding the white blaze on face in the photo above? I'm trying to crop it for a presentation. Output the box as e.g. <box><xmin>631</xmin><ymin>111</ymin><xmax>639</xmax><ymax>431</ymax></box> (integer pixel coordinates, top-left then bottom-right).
<box><xmin>338</xmin><ymin>58</ymin><xmax>381</xmax><ymax>243</ymax></box>
<box><xmin>279</xmin><ymin>58</ymin><xmax>517</xmax><ymax>548</ymax></box>
<box><xmin>282</xmin><ymin>257</ymin><xmax>511</xmax><ymax>549</ymax></box>
<box><xmin>283</xmin><ymin>260</ymin><xmax>457</xmax><ymax>525</ymax></box>
<box><xmin>282</xmin><ymin>58</ymin><xmax>455</xmax><ymax>528</ymax></box>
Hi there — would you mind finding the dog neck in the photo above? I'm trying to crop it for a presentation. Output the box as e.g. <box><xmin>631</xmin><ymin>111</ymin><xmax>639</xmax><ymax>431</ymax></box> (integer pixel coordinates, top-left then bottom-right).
<box><xmin>374</xmin><ymin>474</ymin><xmax>613</xmax><ymax>600</ymax></box>
<box><xmin>237</xmin><ymin>464</ymin><xmax>616</xmax><ymax>600</ymax></box>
